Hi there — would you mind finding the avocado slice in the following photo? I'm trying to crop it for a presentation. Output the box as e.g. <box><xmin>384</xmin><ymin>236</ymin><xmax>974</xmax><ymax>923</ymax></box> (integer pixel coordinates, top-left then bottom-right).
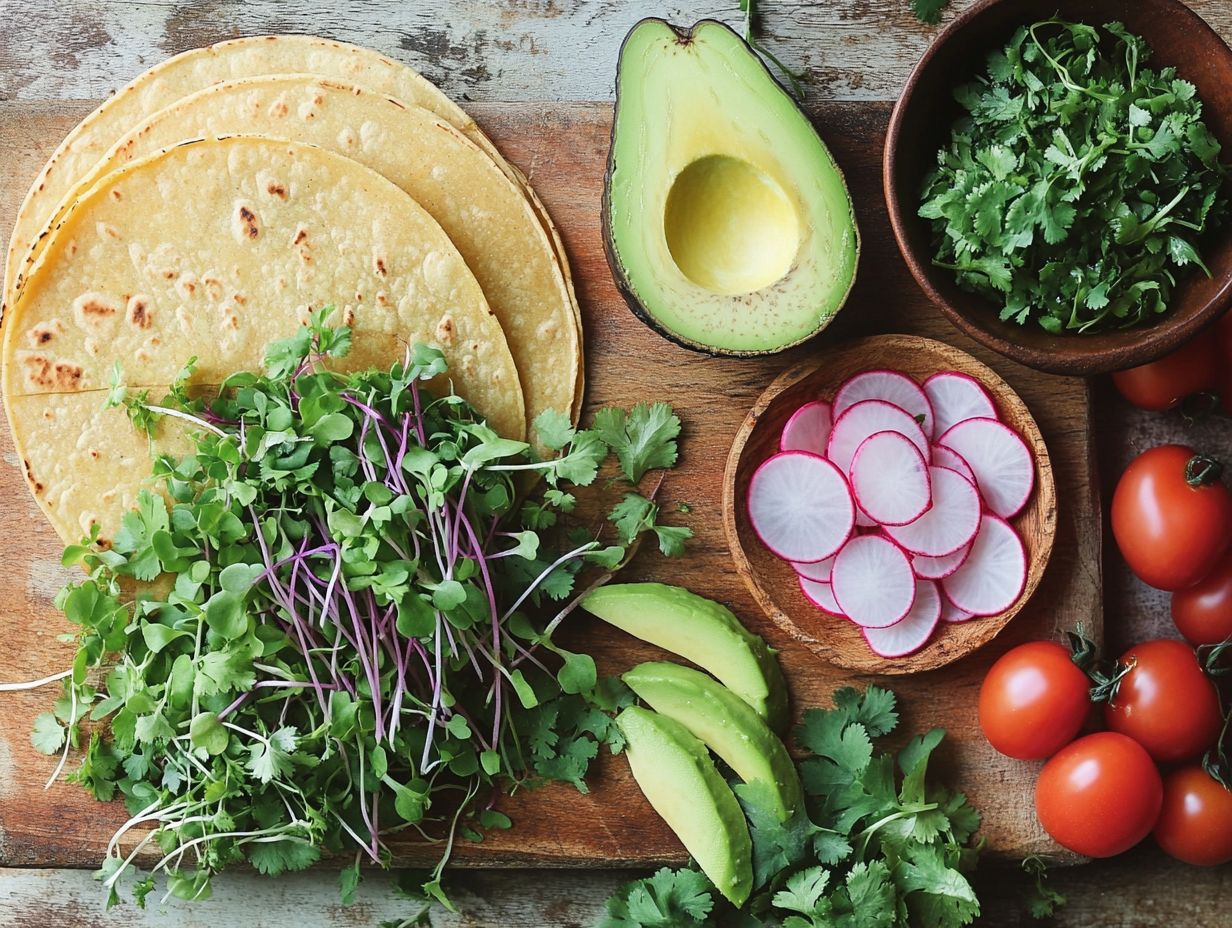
<box><xmin>581</xmin><ymin>583</ymin><xmax>789</xmax><ymax>730</ymax></box>
<box><xmin>624</xmin><ymin>661</ymin><xmax>803</xmax><ymax>822</ymax></box>
<box><xmin>617</xmin><ymin>706</ymin><xmax>753</xmax><ymax>905</ymax></box>
<box><xmin>602</xmin><ymin>18</ymin><xmax>859</xmax><ymax>356</ymax></box>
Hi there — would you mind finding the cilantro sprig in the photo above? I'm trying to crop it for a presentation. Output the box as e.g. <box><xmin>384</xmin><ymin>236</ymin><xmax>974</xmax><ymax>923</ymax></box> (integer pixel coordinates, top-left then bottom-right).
<box><xmin>600</xmin><ymin>686</ymin><xmax>982</xmax><ymax>928</ymax></box>
<box><xmin>37</xmin><ymin>309</ymin><xmax>688</xmax><ymax>907</ymax></box>
<box><xmin>920</xmin><ymin>20</ymin><xmax>1228</xmax><ymax>334</ymax></box>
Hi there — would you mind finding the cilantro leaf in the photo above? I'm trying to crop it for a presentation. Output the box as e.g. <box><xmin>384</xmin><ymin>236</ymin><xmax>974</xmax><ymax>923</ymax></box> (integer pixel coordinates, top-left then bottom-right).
<box><xmin>911</xmin><ymin>0</ymin><xmax>949</xmax><ymax>25</ymax></box>
<box><xmin>601</xmin><ymin>867</ymin><xmax>715</xmax><ymax>928</ymax></box>
<box><xmin>31</xmin><ymin>711</ymin><xmax>65</xmax><ymax>754</ymax></box>
<box><xmin>593</xmin><ymin>402</ymin><xmax>681</xmax><ymax>483</ymax></box>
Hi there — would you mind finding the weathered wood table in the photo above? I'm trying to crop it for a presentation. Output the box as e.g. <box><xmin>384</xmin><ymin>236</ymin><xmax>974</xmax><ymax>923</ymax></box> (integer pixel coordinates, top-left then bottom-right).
<box><xmin>1</xmin><ymin>1</ymin><xmax>1230</xmax><ymax>925</ymax></box>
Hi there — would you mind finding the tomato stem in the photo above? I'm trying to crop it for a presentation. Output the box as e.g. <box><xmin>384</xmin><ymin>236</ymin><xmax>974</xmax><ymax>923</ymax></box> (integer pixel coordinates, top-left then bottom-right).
<box><xmin>1186</xmin><ymin>453</ymin><xmax>1224</xmax><ymax>487</ymax></box>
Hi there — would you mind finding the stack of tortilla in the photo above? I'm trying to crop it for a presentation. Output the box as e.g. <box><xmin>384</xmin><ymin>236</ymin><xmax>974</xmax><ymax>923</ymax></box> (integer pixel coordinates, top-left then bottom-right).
<box><xmin>0</xmin><ymin>36</ymin><xmax>582</xmax><ymax>545</ymax></box>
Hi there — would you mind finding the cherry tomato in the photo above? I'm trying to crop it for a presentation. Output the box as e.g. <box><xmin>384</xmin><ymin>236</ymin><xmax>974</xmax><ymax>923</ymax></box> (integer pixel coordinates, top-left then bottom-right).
<box><xmin>1034</xmin><ymin>731</ymin><xmax>1162</xmax><ymax>858</ymax></box>
<box><xmin>1111</xmin><ymin>444</ymin><xmax>1232</xmax><ymax>591</ymax></box>
<box><xmin>1153</xmin><ymin>766</ymin><xmax>1232</xmax><ymax>866</ymax></box>
<box><xmin>1111</xmin><ymin>336</ymin><xmax>1218</xmax><ymax>411</ymax></box>
<box><xmin>1103</xmin><ymin>639</ymin><xmax>1223</xmax><ymax>764</ymax></box>
<box><xmin>979</xmin><ymin>642</ymin><xmax>1090</xmax><ymax>759</ymax></box>
<box><xmin>1172</xmin><ymin>551</ymin><xmax>1232</xmax><ymax>646</ymax></box>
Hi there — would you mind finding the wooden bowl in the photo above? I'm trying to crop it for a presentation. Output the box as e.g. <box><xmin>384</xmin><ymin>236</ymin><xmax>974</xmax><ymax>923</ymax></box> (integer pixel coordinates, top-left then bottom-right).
<box><xmin>723</xmin><ymin>335</ymin><xmax>1057</xmax><ymax>674</ymax></box>
<box><xmin>885</xmin><ymin>0</ymin><xmax>1232</xmax><ymax>376</ymax></box>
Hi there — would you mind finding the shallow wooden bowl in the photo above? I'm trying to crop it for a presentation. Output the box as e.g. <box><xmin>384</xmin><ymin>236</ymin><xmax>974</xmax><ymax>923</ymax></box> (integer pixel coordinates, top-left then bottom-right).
<box><xmin>885</xmin><ymin>0</ymin><xmax>1232</xmax><ymax>375</ymax></box>
<box><xmin>723</xmin><ymin>335</ymin><xmax>1057</xmax><ymax>674</ymax></box>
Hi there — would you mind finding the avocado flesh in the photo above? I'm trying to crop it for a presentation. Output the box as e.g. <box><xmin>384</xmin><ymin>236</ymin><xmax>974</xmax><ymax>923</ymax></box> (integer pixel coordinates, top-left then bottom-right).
<box><xmin>624</xmin><ymin>661</ymin><xmax>803</xmax><ymax>822</ymax></box>
<box><xmin>617</xmin><ymin>706</ymin><xmax>754</xmax><ymax>906</ymax></box>
<box><xmin>581</xmin><ymin>582</ymin><xmax>789</xmax><ymax>730</ymax></box>
<box><xmin>604</xmin><ymin>18</ymin><xmax>859</xmax><ymax>355</ymax></box>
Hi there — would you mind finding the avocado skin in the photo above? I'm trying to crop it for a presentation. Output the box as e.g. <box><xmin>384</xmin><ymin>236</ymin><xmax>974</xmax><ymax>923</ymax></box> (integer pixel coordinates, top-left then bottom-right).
<box><xmin>601</xmin><ymin>18</ymin><xmax>859</xmax><ymax>357</ymax></box>
<box><xmin>582</xmin><ymin>582</ymin><xmax>790</xmax><ymax>730</ymax></box>
<box><xmin>624</xmin><ymin>661</ymin><xmax>803</xmax><ymax>822</ymax></box>
<box><xmin>617</xmin><ymin>705</ymin><xmax>754</xmax><ymax>906</ymax></box>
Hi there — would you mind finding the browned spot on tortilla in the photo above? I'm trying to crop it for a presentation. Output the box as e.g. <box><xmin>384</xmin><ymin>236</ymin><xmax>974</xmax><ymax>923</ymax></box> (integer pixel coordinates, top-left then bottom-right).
<box><xmin>313</xmin><ymin>94</ymin><xmax>323</xmax><ymax>105</ymax></box>
<box><xmin>80</xmin><ymin>299</ymin><xmax>116</xmax><ymax>317</ymax></box>
<box><xmin>293</xmin><ymin>228</ymin><xmax>308</xmax><ymax>245</ymax></box>
<box><xmin>96</xmin><ymin>537</ymin><xmax>111</xmax><ymax>551</ymax></box>
<box><xmin>267</xmin><ymin>182</ymin><xmax>288</xmax><ymax>199</ymax></box>
<box><xmin>234</xmin><ymin>293</ymin><xmax>247</xmax><ymax>305</ymax></box>
<box><xmin>24</xmin><ymin>355</ymin><xmax>83</xmax><ymax>389</ymax></box>
<box><xmin>30</xmin><ymin>321</ymin><xmax>63</xmax><ymax>346</ymax></box>
<box><xmin>342</xmin><ymin>306</ymin><xmax>355</xmax><ymax>326</ymax></box>
<box><xmin>355</xmin><ymin>292</ymin><xmax>364</xmax><ymax>302</ymax></box>
<box><xmin>110</xmin><ymin>189</ymin><xmax>122</xmax><ymax>201</ymax></box>
<box><xmin>435</xmin><ymin>315</ymin><xmax>456</xmax><ymax>346</ymax></box>
<box><xmin>239</xmin><ymin>206</ymin><xmax>260</xmax><ymax>239</ymax></box>
<box><xmin>376</xmin><ymin>291</ymin><xmax>389</xmax><ymax>306</ymax></box>
<box><xmin>374</xmin><ymin>256</ymin><xmax>388</xmax><ymax>276</ymax></box>
<box><xmin>127</xmin><ymin>297</ymin><xmax>151</xmax><ymax>330</ymax></box>
<box><xmin>89</xmin><ymin>450</ymin><xmax>99</xmax><ymax>460</ymax></box>
<box><xmin>33</xmin><ymin>481</ymin><xmax>44</xmax><ymax>494</ymax></box>
<box><xmin>162</xmin><ymin>269</ymin><xmax>176</xmax><ymax>279</ymax></box>
<box><xmin>271</xmin><ymin>101</ymin><xmax>289</xmax><ymax>117</ymax></box>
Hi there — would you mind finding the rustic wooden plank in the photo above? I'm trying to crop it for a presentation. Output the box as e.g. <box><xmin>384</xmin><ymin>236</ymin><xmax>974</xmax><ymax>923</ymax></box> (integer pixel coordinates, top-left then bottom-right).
<box><xmin>6</xmin><ymin>0</ymin><xmax>1232</xmax><ymax>107</ymax></box>
<box><xmin>0</xmin><ymin>99</ymin><xmax>1099</xmax><ymax>870</ymax></box>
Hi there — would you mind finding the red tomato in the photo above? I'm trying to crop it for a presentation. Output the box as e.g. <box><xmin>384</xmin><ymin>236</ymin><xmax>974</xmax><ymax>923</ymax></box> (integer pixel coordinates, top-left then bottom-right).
<box><xmin>1111</xmin><ymin>444</ymin><xmax>1232</xmax><ymax>591</ymax></box>
<box><xmin>1035</xmin><ymin>732</ymin><xmax>1163</xmax><ymax>858</ymax></box>
<box><xmin>979</xmin><ymin>642</ymin><xmax>1090</xmax><ymax>759</ymax></box>
<box><xmin>1154</xmin><ymin>766</ymin><xmax>1232</xmax><ymax>866</ymax></box>
<box><xmin>1111</xmin><ymin>336</ymin><xmax>1218</xmax><ymax>411</ymax></box>
<box><xmin>1103</xmin><ymin>640</ymin><xmax>1223</xmax><ymax>764</ymax></box>
<box><xmin>1172</xmin><ymin>551</ymin><xmax>1232</xmax><ymax>646</ymax></box>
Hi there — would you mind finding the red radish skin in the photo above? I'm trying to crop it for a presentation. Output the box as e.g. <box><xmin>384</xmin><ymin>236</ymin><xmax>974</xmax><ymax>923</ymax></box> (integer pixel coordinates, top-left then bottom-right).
<box><xmin>923</xmin><ymin>371</ymin><xmax>997</xmax><ymax>436</ymax></box>
<box><xmin>862</xmin><ymin>579</ymin><xmax>942</xmax><ymax>657</ymax></box>
<box><xmin>799</xmin><ymin>576</ymin><xmax>846</xmax><ymax>617</ymax></box>
<box><xmin>938</xmin><ymin>417</ymin><xmax>1035</xmax><ymax>519</ymax></box>
<box><xmin>827</xmin><ymin>400</ymin><xmax>929</xmax><ymax>478</ymax></box>
<box><xmin>930</xmin><ymin>444</ymin><xmax>977</xmax><ymax>486</ymax></box>
<box><xmin>911</xmin><ymin>542</ymin><xmax>972</xmax><ymax>580</ymax></box>
<box><xmin>793</xmin><ymin>555</ymin><xmax>835</xmax><ymax>584</ymax></box>
<box><xmin>884</xmin><ymin>466</ymin><xmax>982</xmax><ymax>557</ymax></box>
<box><xmin>850</xmin><ymin>430</ymin><xmax>933</xmax><ymax>526</ymax></box>
<box><xmin>833</xmin><ymin>369</ymin><xmax>936</xmax><ymax>439</ymax></box>
<box><xmin>748</xmin><ymin>452</ymin><xmax>855</xmax><ymax>564</ymax></box>
<box><xmin>941</xmin><ymin>514</ymin><xmax>1027</xmax><ymax>616</ymax></box>
<box><xmin>780</xmin><ymin>400</ymin><xmax>833</xmax><ymax>457</ymax></box>
<box><xmin>831</xmin><ymin>535</ymin><xmax>917</xmax><ymax>629</ymax></box>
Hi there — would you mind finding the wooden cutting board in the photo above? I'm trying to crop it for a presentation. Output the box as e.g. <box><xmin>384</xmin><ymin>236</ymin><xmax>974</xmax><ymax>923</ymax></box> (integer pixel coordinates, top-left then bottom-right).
<box><xmin>0</xmin><ymin>100</ymin><xmax>1100</xmax><ymax>869</ymax></box>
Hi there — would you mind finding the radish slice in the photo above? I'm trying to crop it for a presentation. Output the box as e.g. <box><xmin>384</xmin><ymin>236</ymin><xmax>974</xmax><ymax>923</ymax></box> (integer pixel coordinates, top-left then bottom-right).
<box><xmin>780</xmin><ymin>401</ymin><xmax>833</xmax><ymax>456</ymax></box>
<box><xmin>826</xmin><ymin>400</ymin><xmax>928</xmax><ymax>478</ymax></box>
<box><xmin>862</xmin><ymin>579</ymin><xmax>941</xmax><ymax>657</ymax></box>
<box><xmin>748</xmin><ymin>452</ymin><xmax>854</xmax><ymax>563</ymax></box>
<box><xmin>923</xmin><ymin>371</ymin><xmax>998</xmax><ymax>436</ymax></box>
<box><xmin>941</xmin><ymin>514</ymin><xmax>1027</xmax><ymax>616</ymax></box>
<box><xmin>940</xmin><ymin>599</ymin><xmax>975</xmax><ymax>623</ymax></box>
<box><xmin>834</xmin><ymin>370</ymin><xmax>935</xmax><ymax>439</ymax></box>
<box><xmin>938</xmin><ymin>418</ymin><xmax>1035</xmax><ymax>519</ymax></box>
<box><xmin>884</xmin><ymin>466</ymin><xmax>981</xmax><ymax>557</ymax></box>
<box><xmin>850</xmin><ymin>431</ymin><xmax>932</xmax><ymax>526</ymax></box>
<box><xmin>930</xmin><ymin>444</ymin><xmax>976</xmax><ymax>487</ymax></box>
<box><xmin>911</xmin><ymin>541</ymin><xmax>972</xmax><ymax>580</ymax></box>
<box><xmin>831</xmin><ymin>535</ymin><xmax>916</xmax><ymax>629</ymax></box>
<box><xmin>793</xmin><ymin>555</ymin><xmax>835</xmax><ymax>584</ymax></box>
<box><xmin>799</xmin><ymin>576</ymin><xmax>845</xmax><ymax>616</ymax></box>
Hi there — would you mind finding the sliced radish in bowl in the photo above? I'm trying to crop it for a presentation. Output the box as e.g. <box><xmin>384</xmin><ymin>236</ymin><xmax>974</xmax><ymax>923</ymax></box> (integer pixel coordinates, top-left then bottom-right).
<box><xmin>799</xmin><ymin>576</ymin><xmax>845</xmax><ymax>616</ymax></box>
<box><xmin>831</xmin><ymin>535</ymin><xmax>916</xmax><ymax>629</ymax></box>
<box><xmin>747</xmin><ymin>452</ymin><xmax>854</xmax><ymax>563</ymax></box>
<box><xmin>780</xmin><ymin>400</ymin><xmax>833</xmax><ymax>456</ymax></box>
<box><xmin>834</xmin><ymin>370</ymin><xmax>935</xmax><ymax>439</ymax></box>
<box><xmin>883</xmin><ymin>465</ymin><xmax>981</xmax><ymax>557</ymax></box>
<box><xmin>940</xmin><ymin>598</ymin><xmax>975</xmax><ymax>623</ymax></box>
<box><xmin>923</xmin><ymin>371</ymin><xmax>997</xmax><ymax>436</ymax></box>
<box><xmin>941</xmin><ymin>514</ymin><xmax>1027</xmax><ymax>616</ymax></box>
<box><xmin>850</xmin><ymin>430</ymin><xmax>932</xmax><ymax>526</ymax></box>
<box><xmin>930</xmin><ymin>444</ymin><xmax>976</xmax><ymax>486</ymax></box>
<box><xmin>793</xmin><ymin>555</ymin><xmax>835</xmax><ymax>584</ymax></box>
<box><xmin>826</xmin><ymin>400</ymin><xmax>928</xmax><ymax>477</ymax></box>
<box><xmin>862</xmin><ymin>578</ymin><xmax>941</xmax><ymax>657</ymax></box>
<box><xmin>911</xmin><ymin>541</ymin><xmax>972</xmax><ymax>580</ymax></box>
<box><xmin>938</xmin><ymin>417</ymin><xmax>1035</xmax><ymax>519</ymax></box>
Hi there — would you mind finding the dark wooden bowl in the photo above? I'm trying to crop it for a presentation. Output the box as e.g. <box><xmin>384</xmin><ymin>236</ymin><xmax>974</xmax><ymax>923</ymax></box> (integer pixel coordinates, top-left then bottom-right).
<box><xmin>723</xmin><ymin>335</ymin><xmax>1057</xmax><ymax>675</ymax></box>
<box><xmin>885</xmin><ymin>0</ymin><xmax>1232</xmax><ymax>375</ymax></box>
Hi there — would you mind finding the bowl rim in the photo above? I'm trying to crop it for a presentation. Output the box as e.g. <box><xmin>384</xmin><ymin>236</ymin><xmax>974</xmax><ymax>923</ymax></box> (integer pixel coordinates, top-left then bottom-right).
<box><xmin>883</xmin><ymin>0</ymin><xmax>1232</xmax><ymax>375</ymax></box>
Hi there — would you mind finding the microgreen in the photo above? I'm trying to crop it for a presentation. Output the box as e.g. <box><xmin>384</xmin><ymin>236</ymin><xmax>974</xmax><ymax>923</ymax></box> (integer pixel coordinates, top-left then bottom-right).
<box><xmin>919</xmin><ymin>20</ymin><xmax>1228</xmax><ymax>334</ymax></box>
<box><xmin>36</xmin><ymin>308</ymin><xmax>689</xmax><ymax>907</ymax></box>
<box><xmin>599</xmin><ymin>686</ymin><xmax>982</xmax><ymax>928</ymax></box>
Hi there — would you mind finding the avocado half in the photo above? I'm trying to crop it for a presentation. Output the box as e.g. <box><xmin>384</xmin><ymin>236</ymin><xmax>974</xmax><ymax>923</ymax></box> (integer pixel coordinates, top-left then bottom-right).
<box><xmin>602</xmin><ymin>18</ymin><xmax>860</xmax><ymax>356</ymax></box>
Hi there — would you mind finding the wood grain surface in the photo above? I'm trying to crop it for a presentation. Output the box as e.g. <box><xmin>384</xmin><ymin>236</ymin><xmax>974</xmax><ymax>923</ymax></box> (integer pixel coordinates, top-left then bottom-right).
<box><xmin>0</xmin><ymin>99</ymin><xmax>1099</xmax><ymax>869</ymax></box>
<box><xmin>725</xmin><ymin>335</ymin><xmax>1058</xmax><ymax>675</ymax></box>
<box><xmin>1</xmin><ymin>0</ymin><xmax>1229</xmax><ymax>923</ymax></box>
